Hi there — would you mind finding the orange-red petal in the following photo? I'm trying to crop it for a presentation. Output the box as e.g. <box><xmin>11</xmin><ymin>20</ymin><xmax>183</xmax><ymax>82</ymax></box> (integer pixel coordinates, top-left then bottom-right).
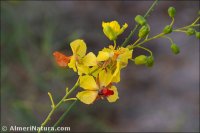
<box><xmin>53</xmin><ymin>51</ymin><xmax>71</xmax><ymax>67</ymax></box>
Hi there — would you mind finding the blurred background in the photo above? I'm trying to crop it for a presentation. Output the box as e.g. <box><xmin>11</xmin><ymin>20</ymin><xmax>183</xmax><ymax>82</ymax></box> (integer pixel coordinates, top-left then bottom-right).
<box><xmin>1</xmin><ymin>1</ymin><xmax>199</xmax><ymax>132</ymax></box>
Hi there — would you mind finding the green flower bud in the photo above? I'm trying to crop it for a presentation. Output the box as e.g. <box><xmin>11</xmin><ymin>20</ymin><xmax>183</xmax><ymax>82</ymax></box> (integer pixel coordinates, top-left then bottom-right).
<box><xmin>168</xmin><ymin>7</ymin><xmax>176</xmax><ymax>18</ymax></box>
<box><xmin>134</xmin><ymin>55</ymin><xmax>147</xmax><ymax>65</ymax></box>
<box><xmin>163</xmin><ymin>25</ymin><xmax>172</xmax><ymax>34</ymax></box>
<box><xmin>171</xmin><ymin>43</ymin><xmax>180</xmax><ymax>55</ymax></box>
<box><xmin>195</xmin><ymin>31</ymin><xmax>200</xmax><ymax>39</ymax></box>
<box><xmin>145</xmin><ymin>56</ymin><xmax>154</xmax><ymax>67</ymax></box>
<box><xmin>138</xmin><ymin>25</ymin><xmax>150</xmax><ymax>38</ymax></box>
<box><xmin>186</xmin><ymin>28</ymin><xmax>195</xmax><ymax>36</ymax></box>
<box><xmin>135</xmin><ymin>15</ymin><xmax>146</xmax><ymax>26</ymax></box>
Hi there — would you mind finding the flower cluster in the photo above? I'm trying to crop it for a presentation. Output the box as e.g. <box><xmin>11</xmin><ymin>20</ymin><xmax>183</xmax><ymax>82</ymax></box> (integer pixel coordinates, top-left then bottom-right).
<box><xmin>52</xmin><ymin>7</ymin><xmax>199</xmax><ymax>105</ymax></box>
<box><xmin>39</xmin><ymin>4</ymin><xmax>200</xmax><ymax>131</ymax></box>
<box><xmin>53</xmin><ymin>21</ymin><xmax>132</xmax><ymax>104</ymax></box>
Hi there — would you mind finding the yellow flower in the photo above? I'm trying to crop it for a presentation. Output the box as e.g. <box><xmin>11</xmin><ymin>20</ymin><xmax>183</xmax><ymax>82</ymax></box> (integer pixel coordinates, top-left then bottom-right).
<box><xmin>102</xmin><ymin>21</ymin><xmax>128</xmax><ymax>41</ymax></box>
<box><xmin>97</xmin><ymin>46</ymin><xmax>133</xmax><ymax>68</ymax></box>
<box><xmin>96</xmin><ymin>46</ymin><xmax>133</xmax><ymax>83</ymax></box>
<box><xmin>76</xmin><ymin>69</ymin><xmax>119</xmax><ymax>104</ymax></box>
<box><xmin>68</xmin><ymin>39</ymin><xmax>97</xmax><ymax>75</ymax></box>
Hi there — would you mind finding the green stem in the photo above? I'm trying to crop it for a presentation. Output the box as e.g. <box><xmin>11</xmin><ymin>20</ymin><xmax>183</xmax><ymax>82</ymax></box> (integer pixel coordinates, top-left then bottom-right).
<box><xmin>175</xmin><ymin>17</ymin><xmax>200</xmax><ymax>31</ymax></box>
<box><xmin>162</xmin><ymin>35</ymin><xmax>174</xmax><ymax>44</ymax></box>
<box><xmin>48</xmin><ymin>100</ymin><xmax>78</xmax><ymax>133</ymax></box>
<box><xmin>38</xmin><ymin>79</ymin><xmax>79</xmax><ymax>133</ymax></box>
<box><xmin>134</xmin><ymin>45</ymin><xmax>153</xmax><ymax>56</ymax></box>
<box><xmin>191</xmin><ymin>17</ymin><xmax>200</xmax><ymax>25</ymax></box>
<box><xmin>132</xmin><ymin>38</ymin><xmax>141</xmax><ymax>46</ymax></box>
<box><xmin>173</xmin><ymin>29</ymin><xmax>187</xmax><ymax>33</ymax></box>
<box><xmin>129</xmin><ymin>33</ymin><xmax>165</xmax><ymax>49</ymax></box>
<box><xmin>114</xmin><ymin>40</ymin><xmax>117</xmax><ymax>49</ymax></box>
<box><xmin>121</xmin><ymin>0</ymin><xmax>158</xmax><ymax>47</ymax></box>
<box><xmin>170</xmin><ymin>17</ymin><xmax>175</xmax><ymax>26</ymax></box>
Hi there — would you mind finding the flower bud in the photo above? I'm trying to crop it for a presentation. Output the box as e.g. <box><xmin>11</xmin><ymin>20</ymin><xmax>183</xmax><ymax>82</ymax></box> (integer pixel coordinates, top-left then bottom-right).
<box><xmin>135</xmin><ymin>15</ymin><xmax>146</xmax><ymax>26</ymax></box>
<box><xmin>138</xmin><ymin>25</ymin><xmax>150</xmax><ymax>38</ymax></box>
<box><xmin>186</xmin><ymin>28</ymin><xmax>195</xmax><ymax>36</ymax></box>
<box><xmin>134</xmin><ymin>55</ymin><xmax>147</xmax><ymax>65</ymax></box>
<box><xmin>163</xmin><ymin>25</ymin><xmax>172</xmax><ymax>34</ymax></box>
<box><xmin>195</xmin><ymin>31</ymin><xmax>200</xmax><ymax>39</ymax></box>
<box><xmin>145</xmin><ymin>56</ymin><xmax>154</xmax><ymax>67</ymax></box>
<box><xmin>103</xmin><ymin>25</ymin><xmax>116</xmax><ymax>41</ymax></box>
<box><xmin>168</xmin><ymin>7</ymin><xmax>176</xmax><ymax>18</ymax></box>
<box><xmin>171</xmin><ymin>43</ymin><xmax>180</xmax><ymax>55</ymax></box>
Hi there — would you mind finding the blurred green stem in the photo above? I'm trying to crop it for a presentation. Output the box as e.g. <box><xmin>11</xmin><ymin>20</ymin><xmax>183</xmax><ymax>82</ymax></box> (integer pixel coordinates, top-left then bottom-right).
<box><xmin>38</xmin><ymin>79</ymin><xmax>79</xmax><ymax>133</ymax></box>
<box><xmin>48</xmin><ymin>100</ymin><xmax>78</xmax><ymax>133</ymax></box>
<box><xmin>121</xmin><ymin>0</ymin><xmax>158</xmax><ymax>47</ymax></box>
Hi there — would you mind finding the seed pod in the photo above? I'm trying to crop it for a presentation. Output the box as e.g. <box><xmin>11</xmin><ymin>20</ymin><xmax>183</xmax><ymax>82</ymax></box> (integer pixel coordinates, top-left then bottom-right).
<box><xmin>168</xmin><ymin>7</ymin><xmax>176</xmax><ymax>18</ymax></box>
<box><xmin>145</xmin><ymin>56</ymin><xmax>154</xmax><ymax>67</ymax></box>
<box><xmin>195</xmin><ymin>31</ymin><xmax>200</xmax><ymax>39</ymax></box>
<box><xmin>135</xmin><ymin>15</ymin><xmax>146</xmax><ymax>26</ymax></box>
<box><xmin>138</xmin><ymin>25</ymin><xmax>150</xmax><ymax>38</ymax></box>
<box><xmin>171</xmin><ymin>43</ymin><xmax>180</xmax><ymax>55</ymax></box>
<box><xmin>134</xmin><ymin>55</ymin><xmax>147</xmax><ymax>65</ymax></box>
<box><xmin>163</xmin><ymin>25</ymin><xmax>172</xmax><ymax>34</ymax></box>
<box><xmin>186</xmin><ymin>28</ymin><xmax>195</xmax><ymax>36</ymax></box>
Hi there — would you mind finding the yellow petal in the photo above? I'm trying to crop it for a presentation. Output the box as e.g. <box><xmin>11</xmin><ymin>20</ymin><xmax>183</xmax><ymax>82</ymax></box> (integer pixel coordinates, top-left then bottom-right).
<box><xmin>80</xmin><ymin>75</ymin><xmax>98</xmax><ymax>90</ymax></box>
<box><xmin>83</xmin><ymin>52</ymin><xmax>97</xmax><ymax>66</ymax></box>
<box><xmin>76</xmin><ymin>91</ymin><xmax>98</xmax><ymax>104</ymax></box>
<box><xmin>112</xmin><ymin>70</ymin><xmax>120</xmax><ymax>83</ymax></box>
<box><xmin>107</xmin><ymin>86</ymin><xmax>119</xmax><ymax>103</ymax></box>
<box><xmin>118</xmin><ymin>23</ymin><xmax>128</xmax><ymax>35</ymax></box>
<box><xmin>68</xmin><ymin>56</ymin><xmax>77</xmax><ymax>72</ymax></box>
<box><xmin>99</xmin><ymin>69</ymin><xmax>112</xmax><ymax>87</ymax></box>
<box><xmin>97</xmin><ymin>51</ymin><xmax>110</xmax><ymax>61</ymax></box>
<box><xmin>109</xmin><ymin>21</ymin><xmax>121</xmax><ymax>33</ymax></box>
<box><xmin>70</xmin><ymin>39</ymin><xmax>87</xmax><ymax>57</ymax></box>
<box><xmin>89</xmin><ymin>66</ymin><xmax>102</xmax><ymax>77</ymax></box>
<box><xmin>77</xmin><ymin>64</ymin><xmax>89</xmax><ymax>75</ymax></box>
<box><xmin>118</xmin><ymin>48</ymin><xmax>133</xmax><ymax>68</ymax></box>
<box><xmin>112</xmin><ymin>61</ymin><xmax>121</xmax><ymax>79</ymax></box>
<box><xmin>102</xmin><ymin>24</ymin><xmax>116</xmax><ymax>41</ymax></box>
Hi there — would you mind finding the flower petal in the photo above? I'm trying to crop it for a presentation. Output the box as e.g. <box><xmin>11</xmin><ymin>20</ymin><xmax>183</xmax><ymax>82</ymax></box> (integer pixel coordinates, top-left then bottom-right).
<box><xmin>89</xmin><ymin>66</ymin><xmax>102</xmax><ymax>77</ymax></box>
<box><xmin>99</xmin><ymin>69</ymin><xmax>112</xmax><ymax>87</ymax></box>
<box><xmin>80</xmin><ymin>75</ymin><xmax>98</xmax><ymax>90</ymax></box>
<box><xmin>107</xmin><ymin>86</ymin><xmax>119</xmax><ymax>103</ymax></box>
<box><xmin>76</xmin><ymin>91</ymin><xmax>98</xmax><ymax>104</ymax></box>
<box><xmin>68</xmin><ymin>56</ymin><xmax>77</xmax><ymax>72</ymax></box>
<box><xmin>83</xmin><ymin>52</ymin><xmax>97</xmax><ymax>66</ymax></box>
<box><xmin>77</xmin><ymin>64</ymin><xmax>89</xmax><ymax>75</ymax></box>
<box><xmin>70</xmin><ymin>39</ymin><xmax>87</xmax><ymax>57</ymax></box>
<box><xmin>97</xmin><ymin>51</ymin><xmax>110</xmax><ymax>61</ymax></box>
<box><xmin>109</xmin><ymin>21</ymin><xmax>121</xmax><ymax>33</ymax></box>
<box><xmin>112</xmin><ymin>61</ymin><xmax>121</xmax><ymax>80</ymax></box>
<box><xmin>118</xmin><ymin>48</ymin><xmax>133</xmax><ymax>68</ymax></box>
<box><xmin>53</xmin><ymin>51</ymin><xmax>71</xmax><ymax>67</ymax></box>
<box><xmin>118</xmin><ymin>23</ymin><xmax>128</xmax><ymax>35</ymax></box>
<box><xmin>112</xmin><ymin>69</ymin><xmax>120</xmax><ymax>83</ymax></box>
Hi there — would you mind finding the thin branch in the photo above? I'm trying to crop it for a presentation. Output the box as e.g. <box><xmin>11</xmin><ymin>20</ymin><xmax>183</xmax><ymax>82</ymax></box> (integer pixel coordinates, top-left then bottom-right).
<box><xmin>121</xmin><ymin>0</ymin><xmax>158</xmax><ymax>47</ymax></box>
